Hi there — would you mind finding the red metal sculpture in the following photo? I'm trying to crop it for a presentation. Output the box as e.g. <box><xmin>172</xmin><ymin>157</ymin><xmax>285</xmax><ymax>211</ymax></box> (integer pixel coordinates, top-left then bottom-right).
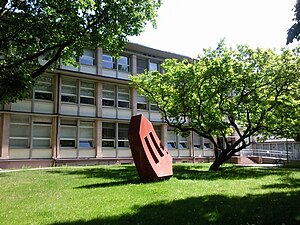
<box><xmin>128</xmin><ymin>114</ymin><xmax>173</xmax><ymax>182</ymax></box>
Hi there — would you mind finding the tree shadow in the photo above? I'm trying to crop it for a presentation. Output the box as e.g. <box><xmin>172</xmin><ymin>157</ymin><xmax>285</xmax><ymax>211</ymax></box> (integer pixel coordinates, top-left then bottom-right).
<box><xmin>49</xmin><ymin>191</ymin><xmax>300</xmax><ymax>225</ymax></box>
<box><xmin>261</xmin><ymin>175</ymin><xmax>300</xmax><ymax>190</ymax></box>
<box><xmin>47</xmin><ymin>164</ymin><xmax>296</xmax><ymax>189</ymax></box>
<box><xmin>172</xmin><ymin>164</ymin><xmax>291</xmax><ymax>181</ymax></box>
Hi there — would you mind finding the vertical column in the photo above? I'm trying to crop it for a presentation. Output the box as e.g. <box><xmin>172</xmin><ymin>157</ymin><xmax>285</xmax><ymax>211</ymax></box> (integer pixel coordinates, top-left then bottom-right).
<box><xmin>131</xmin><ymin>54</ymin><xmax>137</xmax><ymax>75</ymax></box>
<box><xmin>131</xmin><ymin>88</ymin><xmax>137</xmax><ymax>116</ymax></box>
<box><xmin>96</xmin><ymin>82</ymin><xmax>103</xmax><ymax>117</ymax></box>
<box><xmin>95</xmin><ymin>120</ymin><xmax>102</xmax><ymax>158</ymax></box>
<box><xmin>188</xmin><ymin>131</ymin><xmax>193</xmax><ymax>157</ymax></box>
<box><xmin>0</xmin><ymin>113</ymin><xmax>10</xmax><ymax>158</ymax></box>
<box><xmin>161</xmin><ymin>124</ymin><xmax>168</xmax><ymax>149</ymax></box>
<box><xmin>52</xmin><ymin>75</ymin><xmax>60</xmax><ymax>114</ymax></box>
<box><xmin>131</xmin><ymin>54</ymin><xmax>137</xmax><ymax>116</ymax></box>
<box><xmin>96</xmin><ymin>47</ymin><xmax>103</xmax><ymax>76</ymax></box>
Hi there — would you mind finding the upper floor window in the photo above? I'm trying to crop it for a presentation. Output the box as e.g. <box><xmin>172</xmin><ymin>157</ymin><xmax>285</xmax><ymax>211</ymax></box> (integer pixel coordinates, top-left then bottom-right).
<box><xmin>102</xmin><ymin>53</ymin><xmax>130</xmax><ymax>72</ymax></box>
<box><xmin>34</xmin><ymin>76</ymin><xmax>53</xmax><ymax>101</ymax></box>
<box><xmin>102</xmin><ymin>84</ymin><xmax>130</xmax><ymax>108</ymax></box>
<box><xmin>79</xmin><ymin>49</ymin><xmax>95</xmax><ymax>66</ymax></box>
<box><xmin>102</xmin><ymin>54</ymin><xmax>115</xmax><ymax>69</ymax></box>
<box><xmin>137</xmin><ymin>94</ymin><xmax>148</xmax><ymax>110</ymax></box>
<box><xmin>61</xmin><ymin>78</ymin><xmax>95</xmax><ymax>105</ymax></box>
<box><xmin>102</xmin><ymin>84</ymin><xmax>115</xmax><ymax>107</ymax></box>
<box><xmin>80</xmin><ymin>81</ymin><xmax>95</xmax><ymax>105</ymax></box>
<box><xmin>117</xmin><ymin>86</ymin><xmax>130</xmax><ymax>108</ymax></box>
<box><xmin>61</xmin><ymin>79</ymin><xmax>77</xmax><ymax>103</ymax></box>
<box><xmin>117</xmin><ymin>56</ymin><xmax>130</xmax><ymax>72</ymax></box>
<box><xmin>149</xmin><ymin>62</ymin><xmax>159</xmax><ymax>71</ymax></box>
<box><xmin>137</xmin><ymin>58</ymin><xmax>148</xmax><ymax>74</ymax></box>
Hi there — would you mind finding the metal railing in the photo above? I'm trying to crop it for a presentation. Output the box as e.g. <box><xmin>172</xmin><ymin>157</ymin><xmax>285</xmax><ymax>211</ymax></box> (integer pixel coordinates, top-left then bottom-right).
<box><xmin>241</xmin><ymin>148</ymin><xmax>293</xmax><ymax>159</ymax></box>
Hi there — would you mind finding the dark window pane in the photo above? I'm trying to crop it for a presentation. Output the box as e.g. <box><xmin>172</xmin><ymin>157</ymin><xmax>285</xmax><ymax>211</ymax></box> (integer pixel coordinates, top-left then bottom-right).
<box><xmin>61</xmin><ymin>95</ymin><xmax>76</xmax><ymax>103</ymax></box>
<box><xmin>137</xmin><ymin>103</ymin><xmax>147</xmax><ymax>110</ymax></box>
<box><xmin>35</xmin><ymin>92</ymin><xmax>52</xmax><ymax>101</ymax></box>
<box><xmin>80</xmin><ymin>97</ymin><xmax>94</xmax><ymax>105</ymax></box>
<box><xmin>118</xmin><ymin>101</ymin><xmax>129</xmax><ymax>108</ymax></box>
<box><xmin>102</xmin><ymin>141</ymin><xmax>115</xmax><ymax>147</ymax></box>
<box><xmin>60</xmin><ymin>140</ymin><xmax>76</xmax><ymax>147</ymax></box>
<box><xmin>102</xmin><ymin>99</ymin><xmax>115</xmax><ymax>107</ymax></box>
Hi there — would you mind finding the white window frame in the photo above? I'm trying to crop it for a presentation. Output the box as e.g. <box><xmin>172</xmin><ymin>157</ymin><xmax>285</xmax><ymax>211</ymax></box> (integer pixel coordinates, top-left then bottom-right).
<box><xmin>117</xmin><ymin>86</ymin><xmax>130</xmax><ymax>108</ymax></box>
<box><xmin>102</xmin><ymin>84</ymin><xmax>115</xmax><ymax>107</ymax></box>
<box><xmin>79</xmin><ymin>49</ymin><xmax>95</xmax><ymax>66</ymax></box>
<box><xmin>80</xmin><ymin>81</ymin><xmax>95</xmax><ymax>105</ymax></box>
<box><xmin>102</xmin><ymin>122</ymin><xmax>116</xmax><ymax>148</ymax></box>
<box><xmin>34</xmin><ymin>76</ymin><xmax>53</xmax><ymax>101</ymax></box>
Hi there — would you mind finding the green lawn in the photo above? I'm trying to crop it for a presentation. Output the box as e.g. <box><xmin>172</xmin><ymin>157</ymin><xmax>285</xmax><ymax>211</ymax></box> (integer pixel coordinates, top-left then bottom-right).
<box><xmin>1</xmin><ymin>163</ymin><xmax>300</xmax><ymax>225</ymax></box>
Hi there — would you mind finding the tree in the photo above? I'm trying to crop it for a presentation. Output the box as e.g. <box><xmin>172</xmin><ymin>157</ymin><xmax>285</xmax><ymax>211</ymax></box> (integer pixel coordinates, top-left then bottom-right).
<box><xmin>0</xmin><ymin>0</ymin><xmax>160</xmax><ymax>104</ymax></box>
<box><xmin>130</xmin><ymin>41</ymin><xmax>300</xmax><ymax>171</ymax></box>
<box><xmin>287</xmin><ymin>0</ymin><xmax>300</xmax><ymax>44</ymax></box>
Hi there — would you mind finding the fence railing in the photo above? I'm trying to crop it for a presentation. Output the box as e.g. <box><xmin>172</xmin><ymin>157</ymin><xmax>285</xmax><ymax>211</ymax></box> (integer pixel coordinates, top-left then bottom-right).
<box><xmin>241</xmin><ymin>148</ymin><xmax>293</xmax><ymax>159</ymax></box>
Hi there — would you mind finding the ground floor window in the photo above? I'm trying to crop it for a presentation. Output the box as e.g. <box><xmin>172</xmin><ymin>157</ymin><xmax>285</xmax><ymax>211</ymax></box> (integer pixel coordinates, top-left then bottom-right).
<box><xmin>60</xmin><ymin>119</ymin><xmax>94</xmax><ymax>149</ymax></box>
<box><xmin>9</xmin><ymin>115</ymin><xmax>52</xmax><ymax>149</ymax></box>
<box><xmin>102</xmin><ymin>122</ymin><xmax>130</xmax><ymax>148</ymax></box>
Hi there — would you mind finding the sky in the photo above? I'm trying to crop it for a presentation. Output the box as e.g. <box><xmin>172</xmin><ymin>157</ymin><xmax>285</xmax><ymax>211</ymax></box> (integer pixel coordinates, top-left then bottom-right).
<box><xmin>129</xmin><ymin>0</ymin><xmax>297</xmax><ymax>58</ymax></box>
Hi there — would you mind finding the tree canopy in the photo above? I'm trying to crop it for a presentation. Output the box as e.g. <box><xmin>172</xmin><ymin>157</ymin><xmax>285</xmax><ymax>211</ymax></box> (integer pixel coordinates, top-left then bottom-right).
<box><xmin>130</xmin><ymin>41</ymin><xmax>300</xmax><ymax>171</ymax></box>
<box><xmin>0</xmin><ymin>0</ymin><xmax>160</xmax><ymax>104</ymax></box>
<box><xmin>287</xmin><ymin>0</ymin><xmax>300</xmax><ymax>44</ymax></box>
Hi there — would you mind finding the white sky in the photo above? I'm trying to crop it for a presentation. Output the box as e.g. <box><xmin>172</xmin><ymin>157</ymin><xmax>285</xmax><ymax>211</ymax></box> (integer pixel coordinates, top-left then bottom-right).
<box><xmin>129</xmin><ymin>0</ymin><xmax>297</xmax><ymax>58</ymax></box>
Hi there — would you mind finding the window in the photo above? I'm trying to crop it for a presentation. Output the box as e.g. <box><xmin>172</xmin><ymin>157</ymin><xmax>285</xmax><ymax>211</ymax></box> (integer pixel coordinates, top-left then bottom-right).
<box><xmin>137</xmin><ymin>58</ymin><xmax>148</xmax><ymax>74</ymax></box>
<box><xmin>79</xmin><ymin>121</ymin><xmax>94</xmax><ymax>148</ymax></box>
<box><xmin>117</xmin><ymin>86</ymin><xmax>130</xmax><ymax>108</ymax></box>
<box><xmin>9</xmin><ymin>116</ymin><xmax>52</xmax><ymax>149</ymax></box>
<box><xmin>149</xmin><ymin>62</ymin><xmax>159</xmax><ymax>71</ymax></box>
<box><xmin>79</xmin><ymin>49</ymin><xmax>95</xmax><ymax>66</ymax></box>
<box><xmin>150</xmin><ymin>104</ymin><xmax>159</xmax><ymax>111</ymax></box>
<box><xmin>35</xmin><ymin>76</ymin><xmax>53</xmax><ymax>101</ymax></box>
<box><xmin>102</xmin><ymin>122</ymin><xmax>115</xmax><ymax>147</ymax></box>
<box><xmin>118</xmin><ymin>124</ymin><xmax>129</xmax><ymax>147</ymax></box>
<box><xmin>9</xmin><ymin>115</ymin><xmax>30</xmax><ymax>148</ymax></box>
<box><xmin>80</xmin><ymin>81</ymin><xmax>95</xmax><ymax>105</ymax></box>
<box><xmin>154</xmin><ymin>125</ymin><xmax>161</xmax><ymax>139</ymax></box>
<box><xmin>61</xmin><ymin>79</ymin><xmax>77</xmax><ymax>103</ymax></box>
<box><xmin>167</xmin><ymin>129</ymin><xmax>176</xmax><ymax>150</ymax></box>
<box><xmin>33</xmin><ymin>121</ymin><xmax>52</xmax><ymax>148</ymax></box>
<box><xmin>61</xmin><ymin>78</ymin><xmax>95</xmax><ymax>105</ymax></box>
<box><xmin>102</xmin><ymin>84</ymin><xmax>115</xmax><ymax>107</ymax></box>
<box><xmin>117</xmin><ymin>56</ymin><xmax>130</xmax><ymax>72</ymax></box>
<box><xmin>167</xmin><ymin>129</ymin><xmax>189</xmax><ymax>150</ymax></box>
<box><xmin>137</xmin><ymin>94</ymin><xmax>148</xmax><ymax>110</ymax></box>
<box><xmin>60</xmin><ymin>120</ymin><xmax>77</xmax><ymax>147</ymax></box>
<box><xmin>102</xmin><ymin>54</ymin><xmax>115</xmax><ymax>69</ymax></box>
<box><xmin>178</xmin><ymin>135</ymin><xmax>188</xmax><ymax>149</ymax></box>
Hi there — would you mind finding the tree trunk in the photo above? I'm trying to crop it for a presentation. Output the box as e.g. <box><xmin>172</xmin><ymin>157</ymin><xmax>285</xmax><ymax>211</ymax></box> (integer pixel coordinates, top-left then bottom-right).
<box><xmin>209</xmin><ymin>153</ymin><xmax>228</xmax><ymax>171</ymax></box>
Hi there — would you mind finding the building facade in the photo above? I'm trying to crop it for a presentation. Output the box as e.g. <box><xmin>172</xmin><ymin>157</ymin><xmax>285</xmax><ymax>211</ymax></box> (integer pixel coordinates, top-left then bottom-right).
<box><xmin>0</xmin><ymin>43</ymin><xmax>215</xmax><ymax>169</ymax></box>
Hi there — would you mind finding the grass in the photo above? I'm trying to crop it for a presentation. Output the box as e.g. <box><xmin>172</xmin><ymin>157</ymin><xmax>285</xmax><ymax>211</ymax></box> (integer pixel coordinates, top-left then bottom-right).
<box><xmin>1</xmin><ymin>163</ymin><xmax>300</xmax><ymax>225</ymax></box>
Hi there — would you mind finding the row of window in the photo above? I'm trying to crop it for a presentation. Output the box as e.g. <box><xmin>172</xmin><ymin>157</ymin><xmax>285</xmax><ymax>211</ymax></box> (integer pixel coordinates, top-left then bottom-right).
<box><xmin>9</xmin><ymin>115</ymin><xmax>213</xmax><ymax>151</ymax></box>
<box><xmin>34</xmin><ymin>76</ymin><xmax>159</xmax><ymax>111</ymax></box>
<box><xmin>76</xmin><ymin>49</ymin><xmax>160</xmax><ymax>73</ymax></box>
<box><xmin>9</xmin><ymin>115</ymin><xmax>156</xmax><ymax>149</ymax></box>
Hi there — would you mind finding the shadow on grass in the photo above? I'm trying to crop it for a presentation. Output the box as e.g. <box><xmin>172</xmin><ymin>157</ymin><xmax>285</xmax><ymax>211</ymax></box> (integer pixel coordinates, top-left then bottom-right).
<box><xmin>261</xmin><ymin>175</ymin><xmax>300</xmax><ymax>190</ymax></box>
<box><xmin>172</xmin><ymin>164</ymin><xmax>291</xmax><ymax>181</ymax></box>
<box><xmin>49</xmin><ymin>191</ymin><xmax>300</xmax><ymax>225</ymax></box>
<box><xmin>47</xmin><ymin>164</ymin><xmax>296</xmax><ymax>189</ymax></box>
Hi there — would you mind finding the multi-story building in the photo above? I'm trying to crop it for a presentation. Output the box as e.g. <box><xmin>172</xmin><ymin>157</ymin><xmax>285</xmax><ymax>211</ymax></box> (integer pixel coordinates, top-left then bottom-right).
<box><xmin>0</xmin><ymin>43</ymin><xmax>215</xmax><ymax>169</ymax></box>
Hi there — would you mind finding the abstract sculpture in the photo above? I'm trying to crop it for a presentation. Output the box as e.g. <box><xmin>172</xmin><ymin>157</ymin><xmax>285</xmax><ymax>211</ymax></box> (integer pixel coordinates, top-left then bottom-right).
<box><xmin>128</xmin><ymin>114</ymin><xmax>173</xmax><ymax>182</ymax></box>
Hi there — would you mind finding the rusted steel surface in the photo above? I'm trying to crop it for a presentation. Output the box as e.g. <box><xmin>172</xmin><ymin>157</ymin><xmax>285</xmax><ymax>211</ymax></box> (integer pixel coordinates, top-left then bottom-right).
<box><xmin>128</xmin><ymin>114</ymin><xmax>173</xmax><ymax>182</ymax></box>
